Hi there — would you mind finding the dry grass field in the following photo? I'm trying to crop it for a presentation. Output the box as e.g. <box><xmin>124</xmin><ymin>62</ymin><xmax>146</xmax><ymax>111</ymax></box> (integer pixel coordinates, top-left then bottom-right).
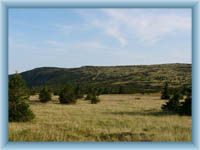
<box><xmin>9</xmin><ymin>94</ymin><xmax>192</xmax><ymax>142</ymax></box>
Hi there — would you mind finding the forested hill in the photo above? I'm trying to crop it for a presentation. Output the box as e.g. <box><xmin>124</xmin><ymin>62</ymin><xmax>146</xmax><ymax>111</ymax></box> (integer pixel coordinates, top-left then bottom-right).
<box><xmin>13</xmin><ymin>63</ymin><xmax>191</xmax><ymax>93</ymax></box>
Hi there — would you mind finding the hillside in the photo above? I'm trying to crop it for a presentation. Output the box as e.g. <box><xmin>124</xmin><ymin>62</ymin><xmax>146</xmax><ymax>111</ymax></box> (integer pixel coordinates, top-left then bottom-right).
<box><xmin>15</xmin><ymin>63</ymin><xmax>191</xmax><ymax>93</ymax></box>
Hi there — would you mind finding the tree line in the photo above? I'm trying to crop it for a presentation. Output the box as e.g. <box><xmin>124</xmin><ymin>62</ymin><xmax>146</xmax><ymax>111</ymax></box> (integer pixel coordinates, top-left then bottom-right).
<box><xmin>9</xmin><ymin>73</ymin><xmax>191</xmax><ymax>122</ymax></box>
<box><xmin>29</xmin><ymin>83</ymin><xmax>166</xmax><ymax>96</ymax></box>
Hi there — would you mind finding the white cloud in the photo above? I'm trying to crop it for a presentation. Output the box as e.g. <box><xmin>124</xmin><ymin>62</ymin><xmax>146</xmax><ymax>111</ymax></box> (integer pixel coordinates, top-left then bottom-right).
<box><xmin>104</xmin><ymin>25</ymin><xmax>127</xmax><ymax>47</ymax></box>
<box><xmin>91</xmin><ymin>19</ymin><xmax>127</xmax><ymax>47</ymax></box>
<box><xmin>9</xmin><ymin>9</ymin><xmax>192</xmax><ymax>74</ymax></box>
<box><xmin>102</xmin><ymin>9</ymin><xmax>191</xmax><ymax>45</ymax></box>
<box><xmin>78</xmin><ymin>9</ymin><xmax>191</xmax><ymax>46</ymax></box>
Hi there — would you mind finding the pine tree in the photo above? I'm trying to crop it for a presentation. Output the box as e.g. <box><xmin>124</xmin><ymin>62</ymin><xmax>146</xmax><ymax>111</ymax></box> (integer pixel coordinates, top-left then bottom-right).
<box><xmin>179</xmin><ymin>86</ymin><xmax>192</xmax><ymax>116</ymax></box>
<box><xmin>90</xmin><ymin>94</ymin><xmax>100</xmax><ymax>104</ymax></box>
<box><xmin>84</xmin><ymin>86</ymin><xmax>100</xmax><ymax>104</ymax></box>
<box><xmin>85</xmin><ymin>93</ymin><xmax>93</xmax><ymax>100</ymax></box>
<box><xmin>161</xmin><ymin>82</ymin><xmax>170</xmax><ymax>99</ymax></box>
<box><xmin>59</xmin><ymin>85</ymin><xmax>77</xmax><ymax>104</ymax></box>
<box><xmin>161</xmin><ymin>90</ymin><xmax>180</xmax><ymax>112</ymax></box>
<box><xmin>119</xmin><ymin>86</ymin><xmax>123</xmax><ymax>94</ymax></box>
<box><xmin>74</xmin><ymin>84</ymin><xmax>83</xmax><ymax>99</ymax></box>
<box><xmin>9</xmin><ymin>73</ymin><xmax>35</xmax><ymax>122</ymax></box>
<box><xmin>39</xmin><ymin>86</ymin><xmax>51</xmax><ymax>103</ymax></box>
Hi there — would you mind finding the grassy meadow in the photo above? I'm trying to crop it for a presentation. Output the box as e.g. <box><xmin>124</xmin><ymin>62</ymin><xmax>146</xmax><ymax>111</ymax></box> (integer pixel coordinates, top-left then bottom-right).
<box><xmin>9</xmin><ymin>93</ymin><xmax>192</xmax><ymax>142</ymax></box>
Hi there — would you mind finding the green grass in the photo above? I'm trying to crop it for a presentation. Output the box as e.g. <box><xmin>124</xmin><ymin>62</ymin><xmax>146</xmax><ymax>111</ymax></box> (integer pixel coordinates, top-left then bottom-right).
<box><xmin>9</xmin><ymin>94</ymin><xmax>192</xmax><ymax>142</ymax></box>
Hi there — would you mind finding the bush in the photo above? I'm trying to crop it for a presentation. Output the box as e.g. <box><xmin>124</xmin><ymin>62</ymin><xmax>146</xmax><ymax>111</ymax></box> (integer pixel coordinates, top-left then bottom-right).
<box><xmin>53</xmin><ymin>91</ymin><xmax>59</xmax><ymax>95</ymax></box>
<box><xmin>161</xmin><ymin>90</ymin><xmax>180</xmax><ymax>112</ymax></box>
<box><xmin>9</xmin><ymin>73</ymin><xmax>35</xmax><ymax>122</ymax></box>
<box><xmin>85</xmin><ymin>93</ymin><xmax>93</xmax><ymax>100</ymax></box>
<box><xmin>161</xmin><ymin>82</ymin><xmax>170</xmax><ymax>99</ymax></box>
<box><xmin>39</xmin><ymin>86</ymin><xmax>51</xmax><ymax>103</ymax></box>
<box><xmin>29</xmin><ymin>88</ymin><xmax>37</xmax><ymax>95</ymax></box>
<box><xmin>74</xmin><ymin>84</ymin><xmax>83</xmax><ymax>99</ymax></box>
<box><xmin>91</xmin><ymin>95</ymin><xmax>100</xmax><ymax>104</ymax></box>
<box><xmin>85</xmin><ymin>92</ymin><xmax>100</xmax><ymax>104</ymax></box>
<box><xmin>179</xmin><ymin>95</ymin><xmax>191</xmax><ymax>116</ymax></box>
<box><xmin>85</xmin><ymin>87</ymin><xmax>100</xmax><ymax>104</ymax></box>
<box><xmin>59</xmin><ymin>85</ymin><xmax>77</xmax><ymax>104</ymax></box>
<box><xmin>179</xmin><ymin>87</ymin><xmax>192</xmax><ymax>116</ymax></box>
<box><xmin>180</xmin><ymin>84</ymin><xmax>191</xmax><ymax>96</ymax></box>
<box><xmin>119</xmin><ymin>86</ymin><xmax>123</xmax><ymax>94</ymax></box>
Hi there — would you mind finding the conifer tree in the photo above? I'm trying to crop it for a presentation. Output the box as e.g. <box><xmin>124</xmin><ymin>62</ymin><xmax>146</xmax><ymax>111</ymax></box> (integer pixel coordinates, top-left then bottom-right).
<box><xmin>74</xmin><ymin>84</ymin><xmax>83</xmax><ymax>99</ymax></box>
<box><xmin>179</xmin><ymin>86</ymin><xmax>192</xmax><ymax>116</ymax></box>
<box><xmin>59</xmin><ymin>85</ymin><xmax>77</xmax><ymax>104</ymax></box>
<box><xmin>85</xmin><ymin>87</ymin><xmax>100</xmax><ymax>104</ymax></box>
<box><xmin>9</xmin><ymin>73</ymin><xmax>35</xmax><ymax>122</ymax></box>
<box><xmin>39</xmin><ymin>86</ymin><xmax>51</xmax><ymax>103</ymax></box>
<box><xmin>119</xmin><ymin>86</ymin><xmax>123</xmax><ymax>94</ymax></box>
<box><xmin>161</xmin><ymin>90</ymin><xmax>180</xmax><ymax>112</ymax></box>
<box><xmin>90</xmin><ymin>94</ymin><xmax>100</xmax><ymax>104</ymax></box>
<box><xmin>161</xmin><ymin>82</ymin><xmax>170</xmax><ymax>99</ymax></box>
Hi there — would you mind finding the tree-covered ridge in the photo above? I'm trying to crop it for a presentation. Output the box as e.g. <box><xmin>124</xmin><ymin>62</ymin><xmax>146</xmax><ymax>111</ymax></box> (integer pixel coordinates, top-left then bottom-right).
<box><xmin>11</xmin><ymin>63</ymin><xmax>191</xmax><ymax>94</ymax></box>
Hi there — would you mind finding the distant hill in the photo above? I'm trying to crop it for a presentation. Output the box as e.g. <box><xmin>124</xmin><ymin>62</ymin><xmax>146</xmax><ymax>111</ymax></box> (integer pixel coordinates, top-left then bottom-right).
<box><xmin>13</xmin><ymin>63</ymin><xmax>192</xmax><ymax>93</ymax></box>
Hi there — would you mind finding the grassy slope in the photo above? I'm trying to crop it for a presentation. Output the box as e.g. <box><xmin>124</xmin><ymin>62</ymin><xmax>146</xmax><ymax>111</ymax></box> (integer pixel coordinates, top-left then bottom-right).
<box><xmin>9</xmin><ymin>94</ymin><xmax>191</xmax><ymax>142</ymax></box>
<box><xmin>19</xmin><ymin>63</ymin><xmax>191</xmax><ymax>89</ymax></box>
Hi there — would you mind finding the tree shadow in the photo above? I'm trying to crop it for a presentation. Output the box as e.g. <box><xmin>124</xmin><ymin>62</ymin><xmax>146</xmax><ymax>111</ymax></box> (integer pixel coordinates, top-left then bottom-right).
<box><xmin>105</xmin><ymin>109</ymin><xmax>176</xmax><ymax>116</ymax></box>
<box><xmin>29</xmin><ymin>100</ymin><xmax>59</xmax><ymax>105</ymax></box>
<box><xmin>29</xmin><ymin>100</ymin><xmax>40</xmax><ymax>105</ymax></box>
<box><xmin>98</xmin><ymin>132</ymin><xmax>154</xmax><ymax>141</ymax></box>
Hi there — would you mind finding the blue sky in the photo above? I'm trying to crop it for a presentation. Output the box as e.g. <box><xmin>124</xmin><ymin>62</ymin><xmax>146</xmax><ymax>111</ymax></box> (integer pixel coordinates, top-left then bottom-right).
<box><xmin>9</xmin><ymin>8</ymin><xmax>192</xmax><ymax>74</ymax></box>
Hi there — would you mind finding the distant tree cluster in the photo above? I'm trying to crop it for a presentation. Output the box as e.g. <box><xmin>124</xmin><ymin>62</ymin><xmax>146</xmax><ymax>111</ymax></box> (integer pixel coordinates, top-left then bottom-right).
<box><xmin>37</xmin><ymin>84</ymin><xmax>86</xmax><ymax>104</ymax></box>
<box><xmin>28</xmin><ymin>83</ymin><xmax>162</xmax><ymax>96</ymax></box>
<box><xmin>58</xmin><ymin>84</ymin><xmax>84</xmax><ymax>104</ymax></box>
<box><xmin>161</xmin><ymin>82</ymin><xmax>191</xmax><ymax>116</ymax></box>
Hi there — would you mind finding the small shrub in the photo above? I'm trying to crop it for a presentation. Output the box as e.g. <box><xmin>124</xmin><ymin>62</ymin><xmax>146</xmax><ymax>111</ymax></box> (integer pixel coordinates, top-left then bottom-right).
<box><xmin>59</xmin><ymin>85</ymin><xmax>77</xmax><ymax>104</ymax></box>
<box><xmin>39</xmin><ymin>86</ymin><xmax>51</xmax><ymax>103</ymax></box>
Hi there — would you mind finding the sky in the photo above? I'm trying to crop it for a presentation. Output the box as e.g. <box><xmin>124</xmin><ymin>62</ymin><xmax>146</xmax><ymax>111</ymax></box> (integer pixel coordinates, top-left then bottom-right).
<box><xmin>9</xmin><ymin>8</ymin><xmax>192</xmax><ymax>74</ymax></box>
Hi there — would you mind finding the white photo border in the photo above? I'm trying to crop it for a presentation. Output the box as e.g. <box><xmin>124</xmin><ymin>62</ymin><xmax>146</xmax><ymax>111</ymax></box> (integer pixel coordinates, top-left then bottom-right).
<box><xmin>0</xmin><ymin>0</ymin><xmax>199</xmax><ymax>149</ymax></box>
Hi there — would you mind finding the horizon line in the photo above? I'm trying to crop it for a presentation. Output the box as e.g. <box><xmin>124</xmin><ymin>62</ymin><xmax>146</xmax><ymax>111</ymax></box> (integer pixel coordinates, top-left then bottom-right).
<box><xmin>9</xmin><ymin>62</ymin><xmax>192</xmax><ymax>75</ymax></box>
